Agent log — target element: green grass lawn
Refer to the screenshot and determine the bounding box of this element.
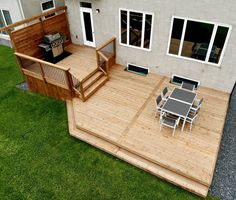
[0,45,218,200]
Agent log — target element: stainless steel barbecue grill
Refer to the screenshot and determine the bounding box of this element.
[38,32,64,61]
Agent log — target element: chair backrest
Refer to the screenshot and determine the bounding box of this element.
[188,112,198,121]
[181,82,195,91]
[198,98,203,106]
[162,115,179,127]
[196,98,203,112]
[162,87,168,96]
[156,95,162,106]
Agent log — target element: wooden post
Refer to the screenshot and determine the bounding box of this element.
[39,18,45,35]
[39,63,47,83]
[80,83,85,102]
[113,38,116,59]
[15,55,24,74]
[96,50,100,69]
[66,70,75,98]
[106,61,109,77]
[64,7,72,44]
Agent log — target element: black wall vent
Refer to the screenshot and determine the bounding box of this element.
[126,63,149,76]
[171,74,200,89]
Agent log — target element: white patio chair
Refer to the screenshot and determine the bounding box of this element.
[185,111,198,131]
[190,98,203,114]
[160,112,180,136]
[155,95,164,118]
[180,82,195,92]
[161,87,170,101]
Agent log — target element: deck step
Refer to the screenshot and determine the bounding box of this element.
[66,100,209,198]
[83,70,104,91]
[83,74,108,101]
[72,69,108,101]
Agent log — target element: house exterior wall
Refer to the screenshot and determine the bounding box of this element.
[0,0,24,47]
[67,0,235,92]
[20,0,65,19]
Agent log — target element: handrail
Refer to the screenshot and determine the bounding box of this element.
[97,51,109,61]
[15,51,77,99]
[95,37,116,75]
[0,6,67,32]
[99,66,107,76]
[14,52,70,71]
[96,37,116,51]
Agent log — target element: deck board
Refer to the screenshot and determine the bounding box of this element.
[71,64,229,194]
[67,100,209,197]
[57,44,97,80]
[62,45,229,196]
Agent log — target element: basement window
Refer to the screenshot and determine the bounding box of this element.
[119,9,154,51]
[126,63,150,76]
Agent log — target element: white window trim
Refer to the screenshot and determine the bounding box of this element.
[119,8,154,52]
[40,0,56,13]
[0,9,10,40]
[166,16,232,67]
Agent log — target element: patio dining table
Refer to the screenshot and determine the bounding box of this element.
[161,88,196,131]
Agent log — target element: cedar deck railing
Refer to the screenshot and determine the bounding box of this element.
[14,37,116,102]
[15,52,75,100]
[2,5,116,102]
[96,37,116,76]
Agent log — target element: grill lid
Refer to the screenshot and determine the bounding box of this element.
[44,32,61,43]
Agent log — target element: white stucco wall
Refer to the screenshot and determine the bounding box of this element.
[20,0,65,19]
[0,0,24,46]
[65,0,236,93]
[0,0,24,24]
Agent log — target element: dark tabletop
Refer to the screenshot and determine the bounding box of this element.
[170,88,196,104]
[162,98,191,117]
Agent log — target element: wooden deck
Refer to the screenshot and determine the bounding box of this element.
[22,44,111,82]
[67,64,229,197]
[58,44,98,81]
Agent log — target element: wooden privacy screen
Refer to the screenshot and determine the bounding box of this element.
[43,12,71,45]
[10,11,71,58]
[11,23,44,58]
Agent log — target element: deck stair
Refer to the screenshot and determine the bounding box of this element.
[73,68,109,101]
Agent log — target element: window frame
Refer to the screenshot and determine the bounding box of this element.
[119,8,154,51]
[0,9,11,39]
[40,0,56,13]
[167,16,232,67]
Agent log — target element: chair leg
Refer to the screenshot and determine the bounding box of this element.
[172,126,176,136]
[190,122,193,131]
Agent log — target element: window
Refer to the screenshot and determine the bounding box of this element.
[80,2,92,8]
[0,10,13,35]
[119,9,154,50]
[41,0,56,19]
[41,0,55,12]
[168,16,231,66]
